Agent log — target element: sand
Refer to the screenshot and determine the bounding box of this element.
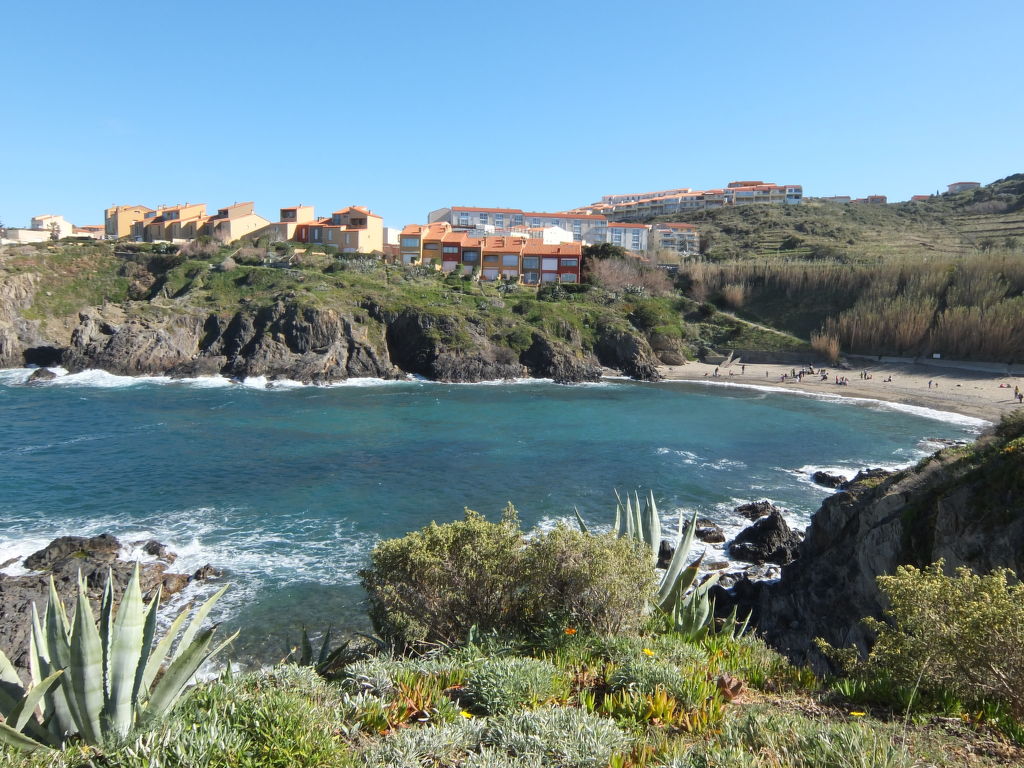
[655,360,1023,425]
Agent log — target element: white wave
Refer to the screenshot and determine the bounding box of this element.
[663,379,991,429]
[656,447,700,464]
[49,370,171,388]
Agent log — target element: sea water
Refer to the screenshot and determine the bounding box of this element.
[0,369,986,660]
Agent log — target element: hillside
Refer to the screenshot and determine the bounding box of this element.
[656,174,1024,261]
[0,240,806,383]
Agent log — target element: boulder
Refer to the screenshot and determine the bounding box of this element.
[811,470,847,488]
[25,368,57,385]
[696,519,726,544]
[734,500,780,521]
[729,510,803,565]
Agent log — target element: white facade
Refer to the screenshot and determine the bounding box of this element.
[29,214,73,239]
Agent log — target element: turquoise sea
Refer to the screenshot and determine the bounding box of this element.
[0,369,986,661]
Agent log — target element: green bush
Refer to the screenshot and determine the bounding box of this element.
[830,562,1024,718]
[360,508,655,647]
[463,657,569,714]
[607,655,716,710]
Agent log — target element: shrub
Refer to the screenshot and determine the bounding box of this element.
[362,718,486,767]
[463,657,569,714]
[483,707,631,768]
[833,562,1024,718]
[606,656,717,710]
[360,509,655,647]
[810,330,840,363]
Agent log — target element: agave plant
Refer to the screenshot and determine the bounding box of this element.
[0,565,236,752]
[577,490,720,634]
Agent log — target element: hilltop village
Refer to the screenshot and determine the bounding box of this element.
[0,181,813,285]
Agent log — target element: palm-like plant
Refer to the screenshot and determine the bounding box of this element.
[0,565,236,752]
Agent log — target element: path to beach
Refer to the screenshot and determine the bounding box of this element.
[657,360,1022,424]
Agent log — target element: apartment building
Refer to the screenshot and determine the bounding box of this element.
[400,221,582,284]
[104,205,153,238]
[578,181,802,220]
[293,206,383,253]
[204,202,270,244]
[947,181,981,194]
[650,222,699,255]
[133,203,209,242]
[30,214,73,239]
[607,222,649,251]
[428,206,609,245]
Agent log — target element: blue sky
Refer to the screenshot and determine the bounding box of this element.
[2,1,1021,230]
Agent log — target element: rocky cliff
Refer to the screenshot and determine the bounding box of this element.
[720,416,1024,671]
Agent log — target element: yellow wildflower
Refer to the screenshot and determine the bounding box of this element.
[642,648,656,657]
[850,711,866,717]
[460,711,473,719]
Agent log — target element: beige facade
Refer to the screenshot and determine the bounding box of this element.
[1,228,52,244]
[137,203,208,242]
[205,202,270,244]
[105,205,153,238]
[30,215,73,239]
[296,206,384,253]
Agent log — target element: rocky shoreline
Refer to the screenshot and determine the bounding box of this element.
[0,534,219,676]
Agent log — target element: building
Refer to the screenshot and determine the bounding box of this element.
[133,203,209,242]
[1,228,52,244]
[910,195,931,202]
[30,214,73,239]
[817,196,853,203]
[428,206,609,245]
[577,180,802,220]
[294,206,383,253]
[399,221,582,284]
[204,202,270,244]
[947,181,981,194]
[105,205,153,239]
[650,222,700,256]
[852,195,887,205]
[73,225,105,239]
[606,222,649,251]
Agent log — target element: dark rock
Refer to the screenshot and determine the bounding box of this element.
[657,540,674,569]
[593,326,662,381]
[840,468,891,489]
[696,519,726,544]
[812,470,847,488]
[190,564,222,582]
[140,539,176,563]
[520,333,602,383]
[729,510,803,565]
[734,500,780,520]
[23,534,121,571]
[25,368,57,385]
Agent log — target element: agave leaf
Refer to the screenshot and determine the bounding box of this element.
[612,489,624,536]
[106,563,146,737]
[623,494,635,539]
[98,570,115,700]
[656,510,700,608]
[131,585,160,706]
[141,601,192,696]
[644,490,661,561]
[0,648,22,689]
[172,584,229,663]
[29,606,46,690]
[42,583,81,741]
[299,629,313,667]
[144,627,223,721]
[69,574,105,746]
[0,720,51,753]
[9,670,62,734]
[573,507,589,534]
[316,627,334,667]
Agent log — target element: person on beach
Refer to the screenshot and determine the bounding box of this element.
[742,364,746,374]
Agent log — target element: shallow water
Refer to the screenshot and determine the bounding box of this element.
[0,369,985,660]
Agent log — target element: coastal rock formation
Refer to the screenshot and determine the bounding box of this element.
[0,535,218,674]
[0,273,46,368]
[811,470,847,488]
[520,333,602,384]
[728,509,802,565]
[593,325,662,381]
[695,519,726,544]
[716,423,1024,671]
[734,500,779,520]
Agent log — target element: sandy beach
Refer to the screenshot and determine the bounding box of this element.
[657,360,1023,424]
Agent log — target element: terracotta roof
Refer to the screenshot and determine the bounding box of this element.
[523,241,583,256]
[332,205,382,218]
[608,222,649,229]
[482,236,528,251]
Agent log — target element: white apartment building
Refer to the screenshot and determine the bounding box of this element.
[30,214,74,238]
[650,222,699,255]
[428,206,609,245]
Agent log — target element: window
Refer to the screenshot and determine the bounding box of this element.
[463,251,479,263]
[423,242,439,250]
[523,271,540,284]
[482,268,499,280]
[483,254,500,264]
[560,273,577,283]
[511,214,524,226]
[458,214,470,226]
[542,272,558,282]
[502,254,519,267]
[443,245,459,254]
[494,214,504,226]
[542,258,558,271]
[572,221,581,233]
[479,213,488,224]
[560,258,578,267]
[401,237,419,248]
[612,235,623,244]
[522,256,539,269]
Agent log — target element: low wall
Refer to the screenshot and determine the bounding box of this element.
[850,355,1024,376]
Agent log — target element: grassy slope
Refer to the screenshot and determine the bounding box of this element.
[652,173,1024,261]
[0,241,807,361]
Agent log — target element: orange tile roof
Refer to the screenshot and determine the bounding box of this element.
[333,205,382,218]
[608,222,649,229]
[523,242,583,256]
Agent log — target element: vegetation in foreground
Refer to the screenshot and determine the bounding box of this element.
[3,468,1024,767]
